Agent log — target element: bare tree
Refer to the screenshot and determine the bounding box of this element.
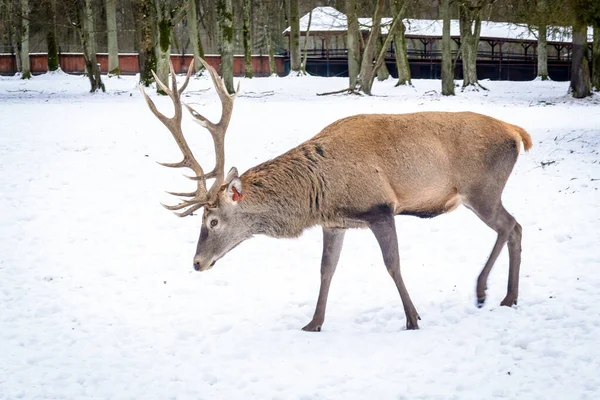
[536,0,549,80]
[300,3,313,75]
[357,0,385,94]
[106,0,119,76]
[570,22,591,98]
[592,23,600,91]
[43,0,60,72]
[19,0,30,79]
[458,0,489,90]
[392,0,411,86]
[217,0,235,93]
[376,35,390,81]
[187,0,206,75]
[242,0,253,78]
[441,0,455,95]
[73,0,104,91]
[346,0,360,88]
[289,0,301,73]
[134,0,156,86]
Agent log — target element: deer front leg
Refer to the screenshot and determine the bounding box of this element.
[302,228,346,332]
[369,215,420,330]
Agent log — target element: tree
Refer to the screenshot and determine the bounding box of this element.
[106,0,119,76]
[217,0,235,93]
[391,0,411,86]
[346,0,361,88]
[134,0,156,87]
[536,0,549,80]
[74,0,105,92]
[155,1,185,94]
[570,23,591,98]
[593,24,600,90]
[242,0,253,78]
[19,0,31,79]
[289,0,301,73]
[458,1,488,90]
[441,0,455,95]
[357,0,404,94]
[187,0,206,75]
[45,0,60,72]
[300,4,313,75]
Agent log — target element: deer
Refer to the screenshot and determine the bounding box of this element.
[140,58,532,332]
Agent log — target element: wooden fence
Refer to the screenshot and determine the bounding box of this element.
[0,53,285,77]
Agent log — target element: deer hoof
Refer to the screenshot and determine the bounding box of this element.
[477,297,486,308]
[500,297,518,307]
[301,322,322,332]
[406,314,420,330]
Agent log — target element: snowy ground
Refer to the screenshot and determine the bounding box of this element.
[1,72,599,400]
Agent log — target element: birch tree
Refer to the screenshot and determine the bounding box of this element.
[217,0,235,93]
[106,0,119,76]
[441,0,455,95]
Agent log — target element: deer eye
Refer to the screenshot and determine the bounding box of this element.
[210,219,218,228]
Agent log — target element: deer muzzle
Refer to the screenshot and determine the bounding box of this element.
[193,255,216,272]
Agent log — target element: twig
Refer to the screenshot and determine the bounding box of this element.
[317,87,362,96]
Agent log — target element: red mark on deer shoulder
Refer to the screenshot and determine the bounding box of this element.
[232,187,244,201]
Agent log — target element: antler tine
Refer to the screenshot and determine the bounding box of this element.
[183,57,241,201]
[140,59,212,217]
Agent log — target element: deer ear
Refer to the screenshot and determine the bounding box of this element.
[225,167,243,202]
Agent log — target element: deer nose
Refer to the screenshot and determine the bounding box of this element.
[193,255,215,271]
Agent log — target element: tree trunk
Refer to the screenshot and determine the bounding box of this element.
[346,0,360,88]
[217,0,235,93]
[358,0,385,95]
[19,0,30,79]
[536,0,548,80]
[45,0,59,72]
[265,24,277,76]
[155,1,172,94]
[106,0,119,76]
[570,23,591,98]
[592,24,600,91]
[136,0,156,87]
[392,0,411,86]
[376,35,390,81]
[300,5,313,75]
[289,0,301,73]
[187,0,205,74]
[78,0,104,92]
[459,3,482,90]
[441,0,454,95]
[242,0,253,78]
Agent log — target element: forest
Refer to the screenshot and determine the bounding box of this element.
[0,0,599,97]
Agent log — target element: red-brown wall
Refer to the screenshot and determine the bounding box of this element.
[0,53,286,77]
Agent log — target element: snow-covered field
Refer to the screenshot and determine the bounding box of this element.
[1,72,599,400]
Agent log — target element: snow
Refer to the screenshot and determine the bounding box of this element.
[284,6,594,43]
[1,72,600,399]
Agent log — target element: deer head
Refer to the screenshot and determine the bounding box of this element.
[140,58,246,271]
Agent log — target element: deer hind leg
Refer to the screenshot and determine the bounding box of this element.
[464,199,521,308]
[369,214,420,330]
[302,228,346,332]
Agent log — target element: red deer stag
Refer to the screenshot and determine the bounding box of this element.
[140,59,532,332]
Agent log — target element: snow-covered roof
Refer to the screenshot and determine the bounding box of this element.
[284,6,594,43]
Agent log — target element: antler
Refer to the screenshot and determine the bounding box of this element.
[139,58,239,217]
[184,58,241,199]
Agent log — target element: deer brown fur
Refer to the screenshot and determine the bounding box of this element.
[143,60,532,332]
